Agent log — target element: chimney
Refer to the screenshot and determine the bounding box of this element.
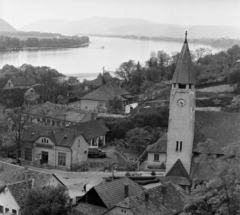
[124,183,129,198]
[25,167,29,184]
[144,190,149,202]
[162,185,166,205]
[31,178,35,189]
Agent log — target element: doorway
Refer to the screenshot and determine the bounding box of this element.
[41,151,48,164]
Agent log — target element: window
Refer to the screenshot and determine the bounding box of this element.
[92,138,97,146]
[78,140,80,147]
[0,205,3,213]
[85,106,88,110]
[180,141,182,151]
[5,208,9,213]
[154,154,160,161]
[179,84,186,89]
[98,102,103,108]
[12,209,17,214]
[176,141,183,152]
[58,152,66,166]
[25,148,32,161]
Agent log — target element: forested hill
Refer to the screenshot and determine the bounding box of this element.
[0,18,16,32]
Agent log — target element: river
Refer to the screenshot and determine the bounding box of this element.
[0,36,223,81]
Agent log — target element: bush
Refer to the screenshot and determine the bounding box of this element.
[151,170,156,176]
[125,172,131,176]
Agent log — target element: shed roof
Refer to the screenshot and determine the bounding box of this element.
[115,182,186,215]
[0,161,59,188]
[69,120,109,140]
[81,81,130,102]
[92,177,143,209]
[75,202,107,215]
[10,76,36,87]
[172,33,196,84]
[6,180,33,207]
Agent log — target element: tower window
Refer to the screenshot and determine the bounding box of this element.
[179,84,186,89]
[176,141,183,151]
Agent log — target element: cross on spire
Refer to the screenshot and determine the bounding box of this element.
[184,31,188,43]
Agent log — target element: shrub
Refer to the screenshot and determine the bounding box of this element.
[151,170,156,176]
[125,172,131,176]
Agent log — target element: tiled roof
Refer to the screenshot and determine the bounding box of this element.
[10,76,36,87]
[7,180,32,207]
[115,182,186,215]
[22,124,83,147]
[69,120,109,140]
[75,202,107,215]
[81,81,130,102]
[0,161,54,188]
[93,177,143,209]
[172,37,196,84]
[146,135,167,153]
[25,102,90,123]
[194,111,240,154]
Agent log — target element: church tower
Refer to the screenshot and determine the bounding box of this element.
[166,32,196,175]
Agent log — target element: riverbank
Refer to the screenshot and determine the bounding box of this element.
[0,42,90,52]
[79,34,237,49]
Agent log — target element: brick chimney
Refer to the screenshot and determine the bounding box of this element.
[144,190,149,202]
[25,167,29,184]
[124,183,129,198]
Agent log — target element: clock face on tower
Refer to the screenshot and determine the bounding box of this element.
[177,99,185,107]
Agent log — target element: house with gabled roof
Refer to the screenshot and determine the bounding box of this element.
[80,81,133,113]
[20,124,89,170]
[0,161,65,215]
[23,102,92,127]
[76,178,143,215]
[3,76,36,89]
[104,181,186,215]
[69,120,109,148]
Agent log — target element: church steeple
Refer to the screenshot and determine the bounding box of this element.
[172,31,196,85]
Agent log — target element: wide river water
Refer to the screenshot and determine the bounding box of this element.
[0,36,223,81]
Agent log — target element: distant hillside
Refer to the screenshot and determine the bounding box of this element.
[20,17,240,39]
[20,19,71,33]
[0,18,16,32]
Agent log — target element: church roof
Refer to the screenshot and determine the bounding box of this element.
[165,159,190,186]
[193,111,240,154]
[172,32,196,84]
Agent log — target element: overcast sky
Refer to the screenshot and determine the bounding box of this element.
[0,0,240,29]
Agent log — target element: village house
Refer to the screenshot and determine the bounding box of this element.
[23,102,92,127]
[24,85,48,105]
[0,161,65,215]
[80,81,133,113]
[21,124,89,170]
[69,120,109,148]
[3,76,36,89]
[104,181,186,215]
[75,178,143,215]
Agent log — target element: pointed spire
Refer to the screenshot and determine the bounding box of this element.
[184,31,188,43]
[172,32,196,84]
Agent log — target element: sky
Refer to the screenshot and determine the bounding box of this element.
[0,0,240,29]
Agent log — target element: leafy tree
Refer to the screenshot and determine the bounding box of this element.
[0,109,28,158]
[115,60,136,84]
[228,67,240,85]
[185,139,240,215]
[126,127,151,155]
[106,96,123,113]
[23,186,72,215]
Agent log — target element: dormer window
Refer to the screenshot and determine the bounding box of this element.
[179,84,186,89]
